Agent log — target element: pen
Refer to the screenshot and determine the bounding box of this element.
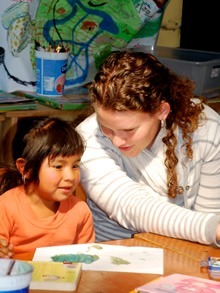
[6,260,15,275]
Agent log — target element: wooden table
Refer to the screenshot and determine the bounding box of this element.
[134,232,220,261]
[13,233,219,293]
[0,103,83,163]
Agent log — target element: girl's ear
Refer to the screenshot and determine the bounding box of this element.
[158,101,170,120]
[15,158,26,175]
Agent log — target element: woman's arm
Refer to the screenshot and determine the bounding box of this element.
[77,116,220,246]
[192,109,220,214]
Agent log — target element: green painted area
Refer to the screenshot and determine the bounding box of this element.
[52,254,99,264]
[111,256,130,265]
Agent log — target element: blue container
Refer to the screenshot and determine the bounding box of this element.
[35,50,69,96]
[0,260,33,292]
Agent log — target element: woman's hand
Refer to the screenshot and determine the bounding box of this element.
[0,239,13,258]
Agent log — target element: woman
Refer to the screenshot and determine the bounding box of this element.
[76,50,220,246]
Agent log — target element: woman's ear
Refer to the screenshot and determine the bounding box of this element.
[15,158,26,175]
[158,101,170,120]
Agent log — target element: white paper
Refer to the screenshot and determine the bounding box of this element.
[33,243,163,274]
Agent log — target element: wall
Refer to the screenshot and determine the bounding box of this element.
[180,0,220,52]
[157,0,183,48]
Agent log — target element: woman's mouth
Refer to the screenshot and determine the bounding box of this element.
[118,146,132,152]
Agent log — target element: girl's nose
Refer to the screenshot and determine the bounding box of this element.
[64,168,80,182]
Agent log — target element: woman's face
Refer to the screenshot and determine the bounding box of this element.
[96,106,163,157]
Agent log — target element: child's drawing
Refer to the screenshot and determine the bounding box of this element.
[33,243,163,274]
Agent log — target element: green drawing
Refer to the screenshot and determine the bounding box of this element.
[51,254,99,264]
[88,244,103,250]
[111,256,130,265]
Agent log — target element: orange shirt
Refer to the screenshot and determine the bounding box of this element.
[0,186,95,254]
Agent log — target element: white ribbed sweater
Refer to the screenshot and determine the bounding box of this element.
[77,104,220,246]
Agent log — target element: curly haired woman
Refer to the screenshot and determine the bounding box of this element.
[76,50,220,246]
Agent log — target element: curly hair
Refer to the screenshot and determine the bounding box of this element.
[89,50,206,198]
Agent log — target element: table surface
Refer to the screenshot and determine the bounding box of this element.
[3,103,83,118]
[0,98,218,117]
[13,233,219,293]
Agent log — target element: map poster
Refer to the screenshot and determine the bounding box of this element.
[0,0,168,92]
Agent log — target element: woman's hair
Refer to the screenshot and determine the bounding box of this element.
[0,117,85,194]
[89,50,206,198]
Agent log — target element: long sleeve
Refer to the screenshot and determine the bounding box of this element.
[77,108,220,246]
[0,187,95,254]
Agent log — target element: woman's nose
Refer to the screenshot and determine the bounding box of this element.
[111,134,126,147]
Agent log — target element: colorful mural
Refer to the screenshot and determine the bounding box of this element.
[0,0,168,92]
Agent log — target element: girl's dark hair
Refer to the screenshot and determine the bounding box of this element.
[0,117,85,194]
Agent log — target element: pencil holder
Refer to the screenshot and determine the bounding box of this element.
[35,50,69,96]
[0,259,33,293]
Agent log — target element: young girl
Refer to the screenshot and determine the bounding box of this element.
[0,117,95,258]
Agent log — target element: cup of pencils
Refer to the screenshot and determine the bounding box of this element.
[0,259,33,292]
[35,43,69,96]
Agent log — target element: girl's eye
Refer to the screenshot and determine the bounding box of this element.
[73,164,80,169]
[54,165,62,169]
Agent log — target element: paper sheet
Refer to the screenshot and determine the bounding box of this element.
[33,243,163,274]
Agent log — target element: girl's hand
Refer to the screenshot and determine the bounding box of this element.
[0,239,14,258]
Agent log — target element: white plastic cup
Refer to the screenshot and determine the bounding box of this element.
[35,50,69,96]
[0,259,33,293]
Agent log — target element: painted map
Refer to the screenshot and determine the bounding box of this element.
[34,0,165,87]
[0,0,167,91]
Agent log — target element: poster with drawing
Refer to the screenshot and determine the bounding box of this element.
[0,0,39,92]
[0,0,168,92]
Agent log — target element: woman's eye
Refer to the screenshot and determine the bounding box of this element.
[125,128,135,132]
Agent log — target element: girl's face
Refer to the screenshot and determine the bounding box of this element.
[35,154,81,201]
[97,106,165,157]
